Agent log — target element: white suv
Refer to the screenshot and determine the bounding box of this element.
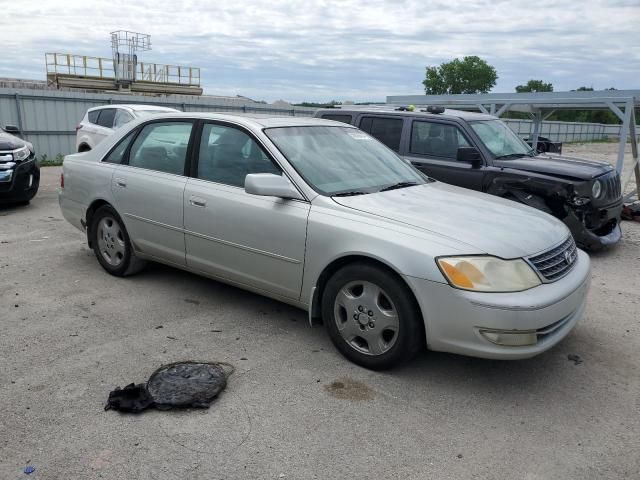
[75,104,178,152]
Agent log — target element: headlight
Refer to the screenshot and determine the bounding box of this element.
[437,256,541,292]
[13,146,31,162]
[591,180,602,199]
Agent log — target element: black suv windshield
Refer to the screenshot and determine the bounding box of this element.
[265,126,426,196]
[470,120,534,158]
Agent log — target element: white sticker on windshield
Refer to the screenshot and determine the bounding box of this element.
[347,131,371,140]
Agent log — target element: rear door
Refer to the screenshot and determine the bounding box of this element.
[183,121,309,299]
[110,120,194,265]
[404,119,486,190]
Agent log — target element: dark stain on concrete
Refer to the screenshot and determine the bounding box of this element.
[325,377,374,401]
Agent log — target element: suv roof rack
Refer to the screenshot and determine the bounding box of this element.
[421,106,445,114]
[328,104,449,114]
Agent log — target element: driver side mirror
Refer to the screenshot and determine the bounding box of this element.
[4,125,21,136]
[457,146,482,167]
[245,173,304,200]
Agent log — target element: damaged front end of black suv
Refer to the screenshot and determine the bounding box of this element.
[0,126,39,204]
[489,154,622,251]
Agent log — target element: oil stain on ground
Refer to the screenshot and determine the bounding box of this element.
[325,377,374,401]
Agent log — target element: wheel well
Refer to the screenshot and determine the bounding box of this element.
[85,199,111,247]
[311,255,424,331]
[78,143,91,152]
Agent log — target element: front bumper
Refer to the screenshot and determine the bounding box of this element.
[0,158,40,202]
[566,201,623,251]
[405,249,591,360]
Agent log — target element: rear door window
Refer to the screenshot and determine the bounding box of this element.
[96,109,116,129]
[358,116,403,151]
[321,114,353,125]
[128,122,193,175]
[410,121,470,158]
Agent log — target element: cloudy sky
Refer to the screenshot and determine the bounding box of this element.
[1,0,639,102]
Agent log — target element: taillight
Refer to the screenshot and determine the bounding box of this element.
[75,124,82,132]
[60,173,64,189]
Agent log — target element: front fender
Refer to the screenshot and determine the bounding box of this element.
[300,203,473,307]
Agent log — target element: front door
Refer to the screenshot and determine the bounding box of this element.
[404,120,486,191]
[111,120,194,266]
[184,122,309,300]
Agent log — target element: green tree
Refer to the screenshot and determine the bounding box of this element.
[515,79,553,93]
[422,56,497,95]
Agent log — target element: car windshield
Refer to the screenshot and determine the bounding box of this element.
[265,126,426,196]
[469,120,534,158]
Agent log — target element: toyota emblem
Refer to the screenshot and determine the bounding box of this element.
[564,250,572,264]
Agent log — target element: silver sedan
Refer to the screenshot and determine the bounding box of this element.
[59,113,590,369]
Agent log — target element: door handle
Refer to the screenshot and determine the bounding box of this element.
[115,178,127,188]
[189,196,206,207]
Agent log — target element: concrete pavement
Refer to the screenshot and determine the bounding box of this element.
[1,166,638,479]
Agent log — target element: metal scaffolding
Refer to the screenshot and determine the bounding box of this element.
[387,90,640,202]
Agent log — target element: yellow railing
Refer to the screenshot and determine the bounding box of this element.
[137,62,200,86]
[46,53,115,79]
[45,53,200,86]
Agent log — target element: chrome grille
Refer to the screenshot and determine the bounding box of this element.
[600,171,621,204]
[528,236,577,282]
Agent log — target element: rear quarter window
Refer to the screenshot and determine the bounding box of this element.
[87,110,100,124]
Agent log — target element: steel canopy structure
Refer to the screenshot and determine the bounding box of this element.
[387,91,640,202]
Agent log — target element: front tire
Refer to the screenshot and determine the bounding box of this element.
[321,263,424,370]
[91,205,145,277]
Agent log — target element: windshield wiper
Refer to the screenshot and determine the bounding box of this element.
[378,181,419,192]
[497,148,537,160]
[332,190,368,197]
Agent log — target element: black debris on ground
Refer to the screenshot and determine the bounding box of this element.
[105,361,234,413]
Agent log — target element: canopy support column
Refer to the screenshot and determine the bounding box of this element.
[614,100,632,174]
[626,104,639,202]
[530,111,542,152]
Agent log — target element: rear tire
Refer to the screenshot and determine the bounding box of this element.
[90,205,146,277]
[321,262,424,370]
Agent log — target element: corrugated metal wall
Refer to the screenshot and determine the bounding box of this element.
[0,88,315,159]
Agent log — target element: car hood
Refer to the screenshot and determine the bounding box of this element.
[494,154,613,181]
[0,130,28,150]
[332,182,569,259]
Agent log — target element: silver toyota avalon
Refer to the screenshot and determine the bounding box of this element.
[59,113,591,369]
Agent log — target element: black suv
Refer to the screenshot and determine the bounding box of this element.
[0,125,39,204]
[315,108,622,251]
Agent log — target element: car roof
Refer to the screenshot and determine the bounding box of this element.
[317,107,496,121]
[87,104,179,112]
[125,112,358,129]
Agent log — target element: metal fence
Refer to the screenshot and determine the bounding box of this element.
[0,88,315,159]
[503,119,624,142]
